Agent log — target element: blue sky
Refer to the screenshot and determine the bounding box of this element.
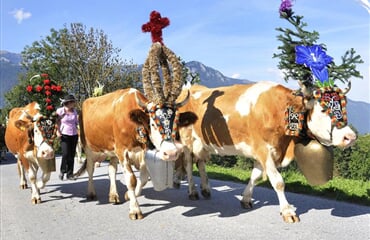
[1,0,369,103]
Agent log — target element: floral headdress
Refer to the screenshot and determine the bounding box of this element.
[277,0,363,132]
[26,73,64,117]
[275,0,363,89]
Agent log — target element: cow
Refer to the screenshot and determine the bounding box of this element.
[5,102,58,204]
[75,87,197,220]
[176,81,357,223]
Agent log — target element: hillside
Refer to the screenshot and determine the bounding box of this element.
[1,51,369,134]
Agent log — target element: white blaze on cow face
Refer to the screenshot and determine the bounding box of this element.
[33,116,55,160]
[307,101,356,148]
[147,102,183,161]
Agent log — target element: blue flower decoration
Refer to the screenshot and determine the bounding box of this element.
[295,45,333,84]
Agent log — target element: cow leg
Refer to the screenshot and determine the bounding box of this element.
[17,159,28,189]
[241,161,263,209]
[36,171,51,189]
[28,163,41,204]
[108,157,120,204]
[86,157,97,200]
[122,152,143,220]
[196,158,211,199]
[265,157,300,223]
[135,162,149,197]
[184,152,199,200]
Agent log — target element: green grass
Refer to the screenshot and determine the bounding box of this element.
[193,164,370,206]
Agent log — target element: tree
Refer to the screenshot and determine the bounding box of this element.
[17,23,141,107]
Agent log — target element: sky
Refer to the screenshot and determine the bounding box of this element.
[1,0,369,103]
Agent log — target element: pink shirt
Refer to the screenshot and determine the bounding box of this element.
[56,107,78,136]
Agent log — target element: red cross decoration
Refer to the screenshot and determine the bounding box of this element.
[142,10,170,45]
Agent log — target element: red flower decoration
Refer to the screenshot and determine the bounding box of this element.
[142,10,170,45]
[26,73,65,117]
[36,85,43,92]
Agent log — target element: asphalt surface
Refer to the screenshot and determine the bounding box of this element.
[1,153,369,240]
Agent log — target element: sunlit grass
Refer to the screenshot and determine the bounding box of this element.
[193,164,370,206]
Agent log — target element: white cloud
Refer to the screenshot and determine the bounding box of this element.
[357,0,370,13]
[231,73,241,79]
[10,9,32,24]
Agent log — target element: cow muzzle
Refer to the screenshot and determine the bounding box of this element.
[157,140,183,161]
[37,142,55,160]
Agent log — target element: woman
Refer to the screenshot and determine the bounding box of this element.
[56,94,79,181]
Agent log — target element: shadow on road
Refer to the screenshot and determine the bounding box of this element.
[2,151,369,220]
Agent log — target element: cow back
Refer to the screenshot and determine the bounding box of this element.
[81,88,144,157]
[179,82,304,163]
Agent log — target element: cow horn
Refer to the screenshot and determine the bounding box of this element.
[175,90,190,108]
[135,92,147,109]
[342,80,351,95]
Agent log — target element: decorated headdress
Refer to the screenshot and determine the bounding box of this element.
[275,0,363,132]
[26,73,64,118]
[141,10,183,106]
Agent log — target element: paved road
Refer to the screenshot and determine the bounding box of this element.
[1,153,369,240]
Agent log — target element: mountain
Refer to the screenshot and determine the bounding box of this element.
[1,51,369,134]
[0,51,25,107]
[186,61,252,87]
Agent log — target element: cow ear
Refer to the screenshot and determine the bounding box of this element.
[14,120,30,131]
[129,109,149,125]
[178,111,198,127]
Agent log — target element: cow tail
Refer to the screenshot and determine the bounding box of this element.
[74,110,87,178]
[73,158,87,178]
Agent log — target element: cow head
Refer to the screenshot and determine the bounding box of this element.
[128,42,198,161]
[15,111,57,160]
[300,81,356,148]
[130,91,197,161]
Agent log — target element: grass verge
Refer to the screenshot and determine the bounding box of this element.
[193,164,370,206]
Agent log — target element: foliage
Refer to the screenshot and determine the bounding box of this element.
[273,0,363,87]
[17,23,141,109]
[179,57,201,85]
[334,134,370,181]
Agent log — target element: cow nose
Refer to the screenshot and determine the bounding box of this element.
[343,132,357,148]
[41,150,55,159]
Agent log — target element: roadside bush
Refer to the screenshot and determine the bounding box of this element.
[334,134,370,181]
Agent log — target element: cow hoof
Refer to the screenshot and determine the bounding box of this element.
[32,198,41,204]
[129,212,144,220]
[109,195,120,204]
[20,184,28,189]
[201,189,211,199]
[240,200,253,209]
[188,191,199,200]
[282,214,300,223]
[173,182,181,189]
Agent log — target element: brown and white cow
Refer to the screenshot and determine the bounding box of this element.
[75,87,197,220]
[176,81,356,223]
[5,102,58,204]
